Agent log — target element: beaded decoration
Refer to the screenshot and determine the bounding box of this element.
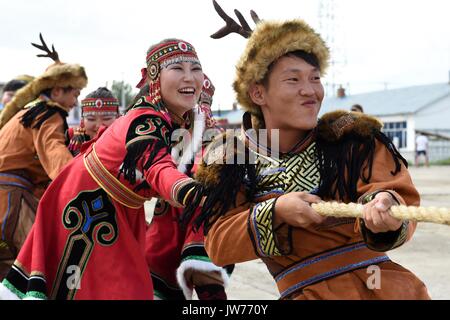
[81,97,120,116]
[199,74,217,129]
[136,40,201,110]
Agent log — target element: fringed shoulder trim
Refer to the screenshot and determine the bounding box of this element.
[315,110,407,202]
[317,110,383,142]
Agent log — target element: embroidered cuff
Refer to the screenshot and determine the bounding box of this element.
[358,189,400,205]
[173,178,197,206]
[248,198,290,257]
[360,220,409,252]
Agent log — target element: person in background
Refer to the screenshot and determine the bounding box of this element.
[0,75,34,112]
[67,87,120,156]
[415,133,429,167]
[351,104,364,113]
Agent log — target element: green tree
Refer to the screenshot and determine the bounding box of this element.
[110,80,136,113]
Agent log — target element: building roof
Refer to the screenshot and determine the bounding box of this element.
[320,83,450,116]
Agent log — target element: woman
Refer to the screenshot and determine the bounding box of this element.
[145,75,233,300]
[0,38,206,300]
[67,87,120,156]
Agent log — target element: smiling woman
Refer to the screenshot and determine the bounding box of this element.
[160,61,204,118]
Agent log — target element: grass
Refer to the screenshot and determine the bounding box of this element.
[432,158,450,165]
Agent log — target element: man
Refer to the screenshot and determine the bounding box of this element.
[415,133,429,167]
[351,104,364,113]
[0,35,87,279]
[191,7,429,300]
[0,76,34,112]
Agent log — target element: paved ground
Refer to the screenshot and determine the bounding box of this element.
[224,165,450,299]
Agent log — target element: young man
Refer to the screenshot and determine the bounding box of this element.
[0,35,87,279]
[193,16,430,299]
[0,75,34,112]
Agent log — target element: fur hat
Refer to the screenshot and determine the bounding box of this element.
[0,34,88,128]
[0,63,87,128]
[233,19,330,123]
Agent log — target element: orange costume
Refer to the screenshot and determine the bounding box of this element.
[0,34,87,279]
[192,10,430,300]
[200,111,430,299]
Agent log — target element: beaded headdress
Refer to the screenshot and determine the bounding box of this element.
[136,39,201,109]
[81,97,120,116]
[199,74,217,129]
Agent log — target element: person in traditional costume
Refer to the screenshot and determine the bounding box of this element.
[0,37,209,300]
[0,75,34,112]
[191,2,430,300]
[0,34,87,280]
[145,74,233,300]
[67,87,120,156]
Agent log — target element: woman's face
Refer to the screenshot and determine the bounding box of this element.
[159,61,204,116]
[83,113,118,137]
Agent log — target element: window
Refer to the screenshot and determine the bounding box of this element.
[382,121,407,149]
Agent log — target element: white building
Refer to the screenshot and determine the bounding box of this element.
[321,82,450,162]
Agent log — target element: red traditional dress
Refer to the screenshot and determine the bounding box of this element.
[145,80,232,299]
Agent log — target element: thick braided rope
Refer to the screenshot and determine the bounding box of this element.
[311,202,450,226]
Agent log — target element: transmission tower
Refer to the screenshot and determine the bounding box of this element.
[318,0,348,96]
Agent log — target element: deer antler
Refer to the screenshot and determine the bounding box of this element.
[31,33,60,63]
[210,0,260,39]
[250,10,261,24]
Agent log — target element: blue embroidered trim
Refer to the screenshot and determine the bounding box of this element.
[1,192,12,240]
[280,255,390,299]
[276,242,367,281]
[0,181,32,191]
[254,189,284,199]
[0,173,32,185]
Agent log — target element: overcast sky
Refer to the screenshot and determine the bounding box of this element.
[1,0,449,110]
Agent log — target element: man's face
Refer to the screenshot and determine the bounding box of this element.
[1,91,16,105]
[251,55,324,132]
[52,87,81,110]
